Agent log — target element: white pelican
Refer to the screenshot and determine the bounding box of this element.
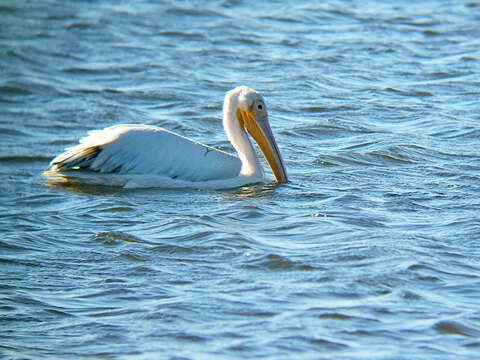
[45,86,288,189]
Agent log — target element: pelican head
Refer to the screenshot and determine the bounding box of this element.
[231,86,288,184]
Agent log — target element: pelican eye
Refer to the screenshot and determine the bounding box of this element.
[257,104,263,110]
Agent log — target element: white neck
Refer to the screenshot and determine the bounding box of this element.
[223,89,264,179]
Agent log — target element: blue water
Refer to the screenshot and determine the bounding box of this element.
[1,1,480,359]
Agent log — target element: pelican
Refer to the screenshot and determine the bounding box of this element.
[45,86,288,189]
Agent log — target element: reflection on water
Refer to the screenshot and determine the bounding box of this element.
[227,183,279,199]
[1,0,480,359]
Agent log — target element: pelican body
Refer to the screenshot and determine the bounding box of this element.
[45,86,288,189]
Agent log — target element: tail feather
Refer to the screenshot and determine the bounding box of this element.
[50,145,102,171]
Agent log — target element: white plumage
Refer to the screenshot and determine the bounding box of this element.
[45,86,287,189]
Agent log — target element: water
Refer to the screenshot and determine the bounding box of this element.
[1,0,480,358]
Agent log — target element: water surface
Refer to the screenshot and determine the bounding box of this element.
[1,0,480,359]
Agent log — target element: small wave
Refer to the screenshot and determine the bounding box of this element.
[97,206,134,213]
[368,150,416,164]
[0,128,29,137]
[318,142,430,167]
[0,256,42,267]
[434,128,480,140]
[316,154,371,167]
[302,104,359,113]
[0,239,37,252]
[434,320,479,337]
[246,253,316,271]
[385,87,433,97]
[260,15,303,24]
[91,231,150,245]
[77,288,134,300]
[293,123,374,142]
[231,37,262,45]
[0,4,19,14]
[423,29,441,36]
[465,341,480,348]
[171,332,209,343]
[318,312,353,320]
[0,84,33,96]
[120,252,148,262]
[164,7,226,18]
[45,13,76,21]
[151,243,196,255]
[62,66,108,75]
[0,155,51,163]
[308,338,349,350]
[66,22,94,30]
[45,308,76,318]
[2,49,42,65]
[275,334,349,351]
[159,30,205,40]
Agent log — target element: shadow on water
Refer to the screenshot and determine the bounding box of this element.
[44,169,287,198]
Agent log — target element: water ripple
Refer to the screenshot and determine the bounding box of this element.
[1,0,480,359]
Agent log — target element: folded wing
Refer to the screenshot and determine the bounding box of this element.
[50,124,241,182]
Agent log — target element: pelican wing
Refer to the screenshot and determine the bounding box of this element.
[50,124,241,182]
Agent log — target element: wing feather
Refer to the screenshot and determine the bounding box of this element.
[50,124,241,182]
